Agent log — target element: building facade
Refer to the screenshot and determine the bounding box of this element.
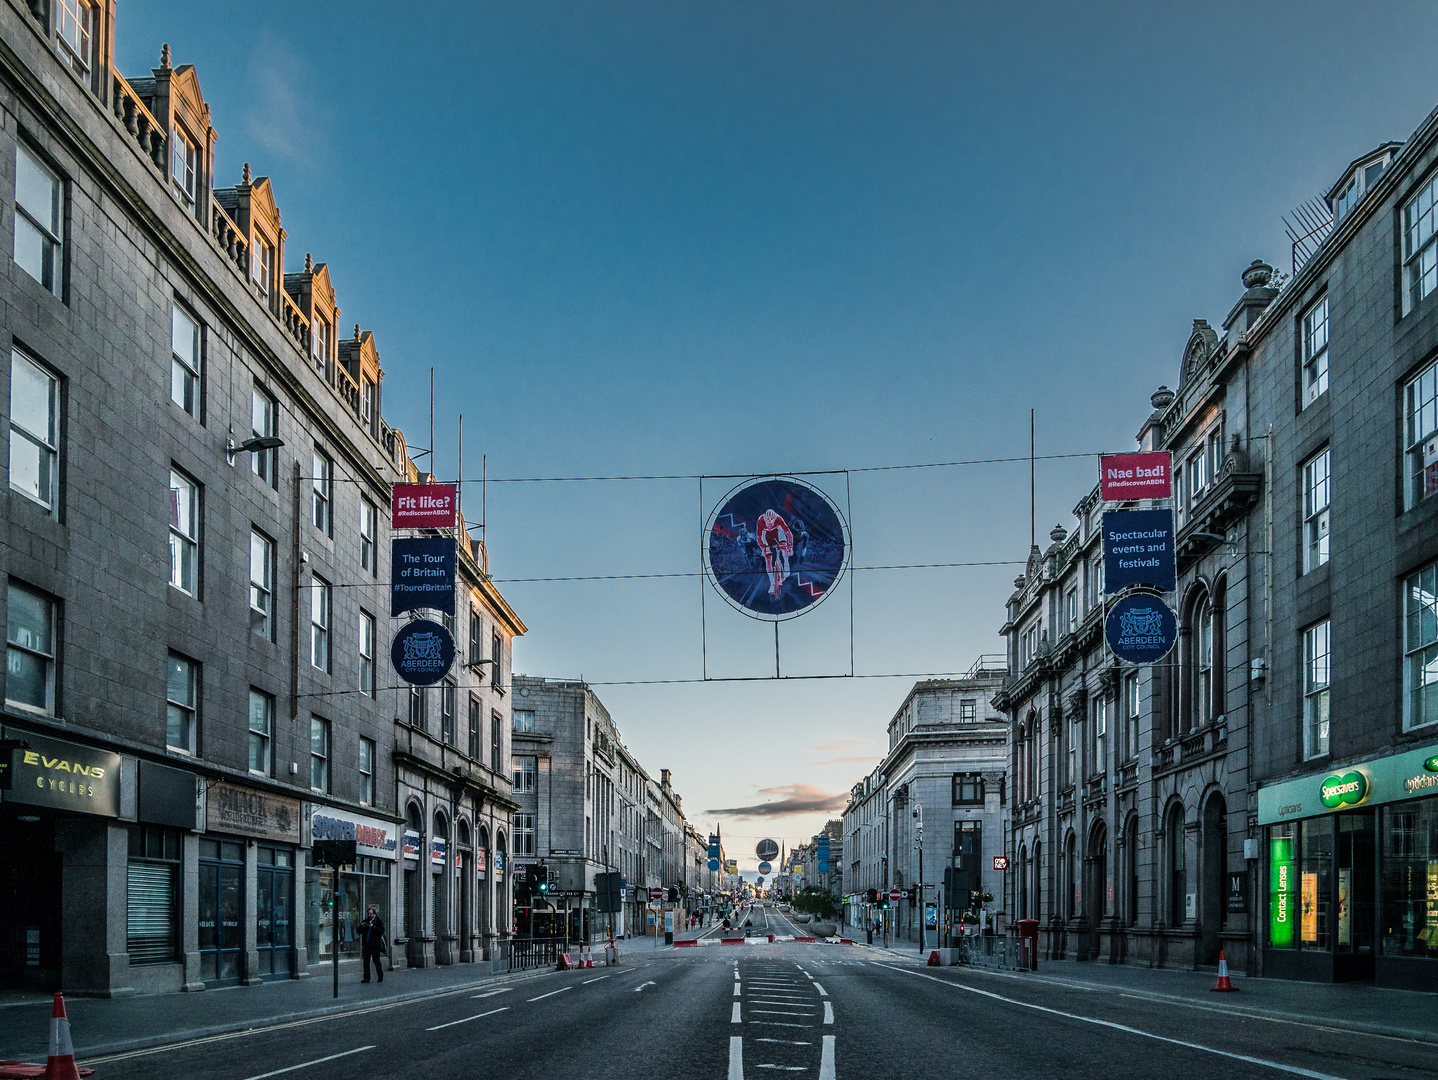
[0,0,523,994]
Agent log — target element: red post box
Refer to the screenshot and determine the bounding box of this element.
[1016,918,1039,971]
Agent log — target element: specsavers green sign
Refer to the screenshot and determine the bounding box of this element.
[1268,836,1296,948]
[1257,742,1438,825]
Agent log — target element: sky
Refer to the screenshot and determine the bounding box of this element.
[119,1,1438,869]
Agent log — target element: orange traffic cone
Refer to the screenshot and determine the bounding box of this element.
[927,950,941,967]
[1210,950,1238,992]
[43,993,81,1080]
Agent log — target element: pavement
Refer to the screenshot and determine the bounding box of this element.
[6,903,1438,1079]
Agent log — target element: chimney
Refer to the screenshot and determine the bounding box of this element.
[661,769,671,788]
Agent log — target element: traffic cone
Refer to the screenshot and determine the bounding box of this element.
[927,950,941,967]
[583,947,594,969]
[1210,950,1238,992]
[43,993,81,1080]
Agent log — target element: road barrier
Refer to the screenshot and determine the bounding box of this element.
[504,936,565,973]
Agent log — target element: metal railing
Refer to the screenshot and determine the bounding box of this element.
[956,934,1024,970]
[503,936,565,973]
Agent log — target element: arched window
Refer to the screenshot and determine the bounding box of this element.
[1031,841,1042,920]
[1194,591,1213,728]
[1212,577,1227,721]
[1088,820,1108,919]
[1064,831,1078,920]
[1168,804,1187,926]
[1124,812,1140,927]
[1017,844,1030,919]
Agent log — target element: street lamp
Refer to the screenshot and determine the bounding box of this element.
[913,804,925,955]
[226,431,284,466]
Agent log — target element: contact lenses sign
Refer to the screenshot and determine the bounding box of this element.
[1269,836,1297,949]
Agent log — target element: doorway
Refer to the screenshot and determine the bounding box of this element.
[199,838,245,985]
[1201,795,1226,964]
[1085,821,1108,959]
[256,845,293,979]
[0,814,59,989]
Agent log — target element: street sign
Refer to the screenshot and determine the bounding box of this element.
[992,855,1010,871]
[392,483,457,529]
[649,887,665,904]
[757,861,772,875]
[756,838,779,861]
[1099,451,1172,501]
[889,888,902,902]
[1105,593,1178,665]
[391,537,457,616]
[391,619,456,685]
[1102,509,1175,594]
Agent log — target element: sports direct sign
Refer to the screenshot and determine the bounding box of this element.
[392,483,457,529]
[1100,452,1172,501]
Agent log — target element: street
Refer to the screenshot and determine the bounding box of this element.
[54,905,1438,1080]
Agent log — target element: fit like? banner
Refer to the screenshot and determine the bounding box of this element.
[392,483,457,529]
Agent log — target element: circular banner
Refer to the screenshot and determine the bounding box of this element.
[756,838,780,861]
[706,477,848,620]
[818,860,830,873]
[391,619,456,686]
[708,858,721,872]
[758,861,772,875]
[1104,594,1177,665]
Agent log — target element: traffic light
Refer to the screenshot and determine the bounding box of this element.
[880,894,890,911]
[865,888,878,904]
[667,886,680,904]
[536,863,551,894]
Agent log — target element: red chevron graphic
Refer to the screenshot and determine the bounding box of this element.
[796,577,826,599]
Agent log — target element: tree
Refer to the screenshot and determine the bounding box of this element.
[791,887,840,921]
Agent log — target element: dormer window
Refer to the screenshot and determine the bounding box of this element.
[171,127,197,203]
[55,0,93,72]
[311,314,330,375]
[251,237,272,299]
[361,376,375,427]
[1330,149,1394,226]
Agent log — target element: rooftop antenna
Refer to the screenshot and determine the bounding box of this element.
[1029,408,1036,550]
[457,413,463,521]
[1284,196,1333,276]
[428,368,434,481]
[481,454,487,544]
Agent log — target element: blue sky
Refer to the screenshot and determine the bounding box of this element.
[119,1,1438,865]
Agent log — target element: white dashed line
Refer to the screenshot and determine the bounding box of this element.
[582,975,611,985]
[732,1002,743,1023]
[426,1007,509,1032]
[823,1002,834,1025]
[528,988,571,1002]
[242,1047,375,1080]
[819,1035,836,1080]
[813,983,827,997]
[729,1036,744,1080]
[471,988,513,998]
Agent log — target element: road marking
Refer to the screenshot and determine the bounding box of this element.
[822,1002,834,1025]
[528,987,572,1002]
[582,975,611,985]
[754,1066,806,1071]
[820,1036,836,1080]
[472,988,513,998]
[755,1039,812,1045]
[426,1007,509,1032]
[813,983,827,997]
[752,1009,815,1016]
[734,983,742,996]
[750,999,816,1006]
[634,980,657,992]
[242,1046,375,1079]
[749,1021,812,1028]
[732,1002,743,1023]
[879,966,1348,1080]
[729,1036,744,1080]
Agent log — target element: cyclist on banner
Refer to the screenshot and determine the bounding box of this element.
[756,509,794,599]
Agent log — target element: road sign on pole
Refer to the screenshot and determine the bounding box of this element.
[649,887,665,904]
[889,888,902,903]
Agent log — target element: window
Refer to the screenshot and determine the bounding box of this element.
[9,349,58,510]
[514,813,536,857]
[359,737,375,806]
[468,697,481,759]
[954,820,981,871]
[1302,448,1331,573]
[310,717,329,792]
[513,756,537,794]
[1174,466,1185,525]
[310,577,330,671]
[491,633,502,687]
[250,386,277,485]
[14,145,62,297]
[1066,716,1077,786]
[127,825,180,965]
[441,680,456,746]
[249,530,273,638]
[1094,696,1108,773]
[6,580,55,713]
[1188,447,1208,505]
[166,653,197,754]
[1302,297,1329,405]
[56,0,94,69]
[491,710,502,772]
[1404,560,1438,730]
[952,772,984,805]
[360,498,377,574]
[361,377,375,428]
[408,686,426,730]
[168,469,199,595]
[513,709,535,733]
[1303,619,1331,759]
[1194,594,1213,725]
[959,698,976,722]
[1403,174,1438,315]
[252,237,273,300]
[170,127,196,202]
[249,689,273,775]
[1125,673,1140,760]
[1066,588,1078,634]
[311,315,329,375]
[311,450,331,534]
[359,610,375,695]
[169,305,201,417]
[1404,359,1438,510]
[468,608,482,668]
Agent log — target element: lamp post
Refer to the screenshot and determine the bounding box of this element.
[913,803,925,955]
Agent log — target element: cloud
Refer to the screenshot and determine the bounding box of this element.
[707,783,851,818]
[244,31,325,168]
[807,735,880,767]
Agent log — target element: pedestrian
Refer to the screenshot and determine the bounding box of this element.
[358,905,386,983]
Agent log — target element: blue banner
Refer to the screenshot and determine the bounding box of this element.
[1105,594,1178,665]
[392,537,456,616]
[391,619,456,686]
[1102,509,1175,594]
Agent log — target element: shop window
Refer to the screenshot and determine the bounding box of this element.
[6,579,56,713]
[1381,799,1438,959]
[9,348,59,511]
[127,825,180,964]
[1301,818,1333,950]
[1404,559,1438,730]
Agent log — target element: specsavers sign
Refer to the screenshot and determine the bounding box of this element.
[1257,742,1438,825]
[2,730,121,818]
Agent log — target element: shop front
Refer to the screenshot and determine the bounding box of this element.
[1258,742,1438,989]
[305,807,399,968]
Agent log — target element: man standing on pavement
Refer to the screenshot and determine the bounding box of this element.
[359,906,386,983]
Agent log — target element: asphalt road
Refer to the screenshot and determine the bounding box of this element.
[75,904,1438,1080]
